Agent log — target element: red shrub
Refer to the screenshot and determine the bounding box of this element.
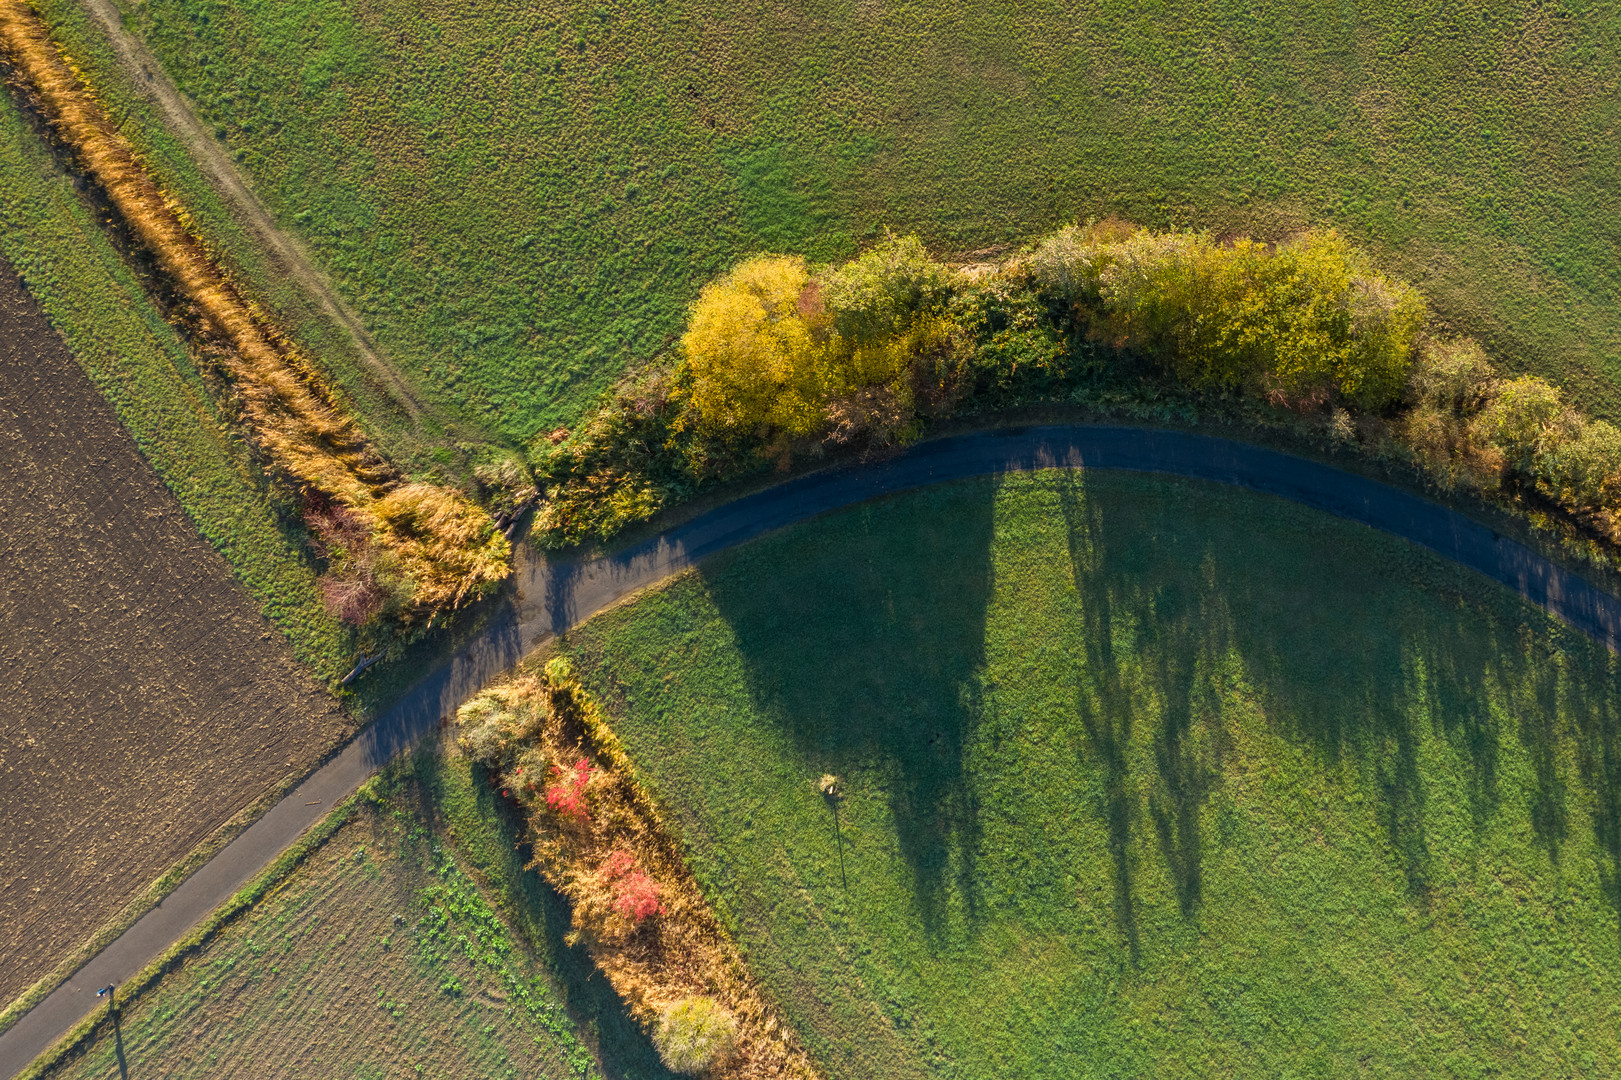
[545,758,594,821]
[600,848,665,922]
[318,572,387,625]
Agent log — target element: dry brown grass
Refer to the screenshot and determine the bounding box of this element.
[0,0,507,619]
[457,661,822,1080]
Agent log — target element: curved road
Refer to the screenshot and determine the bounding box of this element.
[6,424,1621,1075]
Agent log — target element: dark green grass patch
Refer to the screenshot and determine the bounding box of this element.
[561,471,1621,1079]
[96,0,1621,444]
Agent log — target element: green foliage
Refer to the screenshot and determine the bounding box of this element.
[533,365,767,545]
[1407,338,1498,416]
[653,996,738,1075]
[1095,229,1421,406]
[1535,418,1621,511]
[819,234,952,347]
[562,470,1621,1080]
[1471,375,1571,475]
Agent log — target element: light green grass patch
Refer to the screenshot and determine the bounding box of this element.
[561,470,1621,1079]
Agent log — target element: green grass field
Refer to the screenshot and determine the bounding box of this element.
[65,0,1621,448]
[559,470,1621,1079]
[41,742,686,1080]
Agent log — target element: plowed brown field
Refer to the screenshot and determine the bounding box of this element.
[0,261,349,1007]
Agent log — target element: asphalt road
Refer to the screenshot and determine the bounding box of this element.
[6,424,1621,1077]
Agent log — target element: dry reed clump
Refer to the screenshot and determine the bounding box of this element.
[455,660,821,1080]
[0,0,507,621]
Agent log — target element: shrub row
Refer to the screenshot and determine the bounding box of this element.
[455,660,820,1079]
[0,0,510,631]
[535,222,1621,554]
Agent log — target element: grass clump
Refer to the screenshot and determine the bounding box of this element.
[453,662,821,1079]
[655,996,740,1075]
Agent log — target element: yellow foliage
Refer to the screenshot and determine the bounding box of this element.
[369,484,511,615]
[681,256,827,436]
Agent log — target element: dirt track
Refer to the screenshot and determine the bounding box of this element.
[71,0,431,431]
[0,262,349,1006]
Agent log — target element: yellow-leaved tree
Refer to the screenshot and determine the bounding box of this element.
[680,256,826,436]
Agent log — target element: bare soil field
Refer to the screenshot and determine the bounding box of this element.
[0,261,349,1007]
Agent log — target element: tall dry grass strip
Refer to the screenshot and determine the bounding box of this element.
[0,0,508,616]
[458,661,823,1080]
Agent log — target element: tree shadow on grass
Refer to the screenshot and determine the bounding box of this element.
[1052,471,1621,936]
[1055,472,1230,953]
[401,744,678,1080]
[700,483,998,940]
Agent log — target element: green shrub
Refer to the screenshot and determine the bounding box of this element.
[1343,272,1427,406]
[1021,219,1134,308]
[1536,418,1621,510]
[819,233,952,346]
[653,996,739,1075]
[1408,339,1498,416]
[1471,375,1573,476]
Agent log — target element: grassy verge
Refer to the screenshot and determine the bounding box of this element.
[0,82,354,682]
[101,0,1621,446]
[560,469,1621,1079]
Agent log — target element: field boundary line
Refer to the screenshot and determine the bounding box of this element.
[7,423,1621,1077]
[73,0,431,428]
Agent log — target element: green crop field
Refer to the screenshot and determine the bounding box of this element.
[559,470,1621,1079]
[54,0,1620,452]
[41,744,684,1080]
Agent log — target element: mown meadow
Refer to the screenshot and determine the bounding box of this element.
[560,470,1621,1079]
[53,0,1621,454]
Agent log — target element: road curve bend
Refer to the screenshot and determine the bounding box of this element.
[6,424,1621,1076]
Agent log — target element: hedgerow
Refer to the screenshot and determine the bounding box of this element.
[536,222,1621,558]
[453,662,820,1080]
[0,2,510,636]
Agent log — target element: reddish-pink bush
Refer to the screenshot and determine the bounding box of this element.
[305,498,391,625]
[546,758,594,821]
[600,848,665,922]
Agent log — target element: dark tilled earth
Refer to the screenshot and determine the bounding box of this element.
[0,263,349,1006]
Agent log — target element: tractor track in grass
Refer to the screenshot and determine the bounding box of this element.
[72,0,433,432]
[8,423,1621,1077]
